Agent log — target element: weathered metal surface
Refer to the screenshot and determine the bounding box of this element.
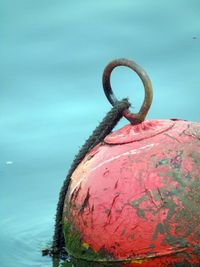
[102,58,153,125]
[104,120,175,144]
[63,119,200,266]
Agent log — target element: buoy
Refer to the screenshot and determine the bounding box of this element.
[62,59,200,266]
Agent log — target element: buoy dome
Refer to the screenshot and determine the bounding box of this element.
[63,119,200,266]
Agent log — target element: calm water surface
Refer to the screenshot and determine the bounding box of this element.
[1,1,200,266]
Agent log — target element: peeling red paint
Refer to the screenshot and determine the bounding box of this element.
[63,119,200,266]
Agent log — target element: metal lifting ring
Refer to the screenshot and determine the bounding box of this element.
[102,58,153,124]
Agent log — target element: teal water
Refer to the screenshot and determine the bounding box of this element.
[1,1,200,266]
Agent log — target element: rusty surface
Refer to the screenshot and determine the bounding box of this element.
[63,119,200,266]
[102,58,153,125]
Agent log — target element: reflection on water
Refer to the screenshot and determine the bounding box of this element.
[0,221,52,267]
[1,0,200,266]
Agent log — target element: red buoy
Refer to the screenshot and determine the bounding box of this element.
[62,59,200,266]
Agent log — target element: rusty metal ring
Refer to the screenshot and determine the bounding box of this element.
[102,58,153,124]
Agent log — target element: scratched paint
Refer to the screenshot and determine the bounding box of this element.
[63,119,200,266]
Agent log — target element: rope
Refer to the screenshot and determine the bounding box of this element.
[43,98,130,259]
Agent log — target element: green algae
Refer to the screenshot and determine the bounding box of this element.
[63,219,119,265]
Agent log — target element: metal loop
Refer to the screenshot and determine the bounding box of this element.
[102,58,153,124]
